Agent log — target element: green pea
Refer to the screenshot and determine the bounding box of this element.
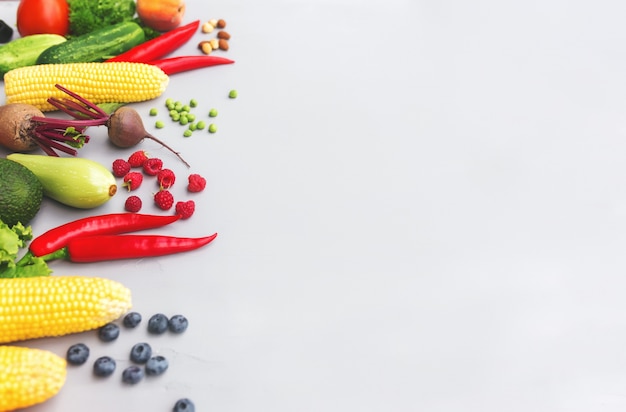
[187,113,196,122]
[190,98,198,107]
[196,120,206,130]
[171,112,180,121]
[155,120,165,129]
[228,89,238,99]
[174,102,183,112]
[208,123,217,133]
[165,98,174,106]
[209,108,218,117]
[149,108,158,116]
[182,104,191,112]
[179,116,189,125]
[188,122,197,131]
[183,129,193,138]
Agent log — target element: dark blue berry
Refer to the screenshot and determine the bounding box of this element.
[130,342,152,364]
[123,312,142,328]
[66,343,90,365]
[173,398,195,412]
[98,322,120,342]
[145,355,169,376]
[168,314,189,334]
[122,365,144,384]
[93,356,116,377]
[147,313,168,334]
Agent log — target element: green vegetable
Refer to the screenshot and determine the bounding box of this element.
[67,0,136,36]
[0,159,43,227]
[229,90,238,99]
[183,130,193,137]
[0,34,66,78]
[149,108,158,116]
[6,154,117,209]
[196,121,206,130]
[209,108,218,117]
[0,220,51,279]
[190,99,198,108]
[155,120,164,129]
[209,124,217,133]
[36,21,145,64]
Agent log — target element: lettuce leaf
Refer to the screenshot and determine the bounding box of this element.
[0,220,51,278]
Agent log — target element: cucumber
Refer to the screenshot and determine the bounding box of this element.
[0,34,66,78]
[36,21,145,64]
[6,154,117,209]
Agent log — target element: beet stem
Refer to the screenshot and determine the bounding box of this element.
[54,84,108,118]
[33,131,78,156]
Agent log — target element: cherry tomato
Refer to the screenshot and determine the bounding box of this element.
[16,0,69,37]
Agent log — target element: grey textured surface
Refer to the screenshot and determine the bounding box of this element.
[3,0,626,411]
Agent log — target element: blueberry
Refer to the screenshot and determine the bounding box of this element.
[147,313,168,334]
[122,365,144,384]
[145,355,169,376]
[98,322,120,342]
[168,314,189,334]
[93,356,116,377]
[123,312,142,328]
[66,343,90,365]
[130,342,152,364]
[173,398,195,412]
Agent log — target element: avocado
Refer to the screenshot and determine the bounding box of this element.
[0,158,43,226]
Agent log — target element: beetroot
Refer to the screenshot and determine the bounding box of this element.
[28,84,189,166]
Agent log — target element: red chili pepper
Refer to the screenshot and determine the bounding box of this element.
[59,233,217,262]
[106,20,200,63]
[28,213,181,257]
[149,55,235,75]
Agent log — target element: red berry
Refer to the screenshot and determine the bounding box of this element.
[175,200,195,219]
[112,159,131,177]
[187,174,206,192]
[125,195,142,213]
[128,150,149,168]
[143,158,163,176]
[154,190,174,210]
[156,168,176,189]
[123,172,143,191]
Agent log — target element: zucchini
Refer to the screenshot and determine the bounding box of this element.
[6,154,117,209]
[0,34,66,78]
[36,21,145,65]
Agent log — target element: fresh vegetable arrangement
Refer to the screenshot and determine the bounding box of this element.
[0,1,236,409]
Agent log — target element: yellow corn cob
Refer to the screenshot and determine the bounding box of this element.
[0,276,132,343]
[0,345,67,411]
[4,62,169,111]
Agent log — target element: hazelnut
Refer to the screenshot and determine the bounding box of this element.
[198,41,212,54]
[201,22,214,33]
[216,19,226,28]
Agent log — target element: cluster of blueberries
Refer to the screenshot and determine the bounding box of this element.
[65,311,194,412]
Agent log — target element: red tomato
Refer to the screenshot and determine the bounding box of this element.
[16,0,69,37]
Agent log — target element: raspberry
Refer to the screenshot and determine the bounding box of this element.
[112,159,131,177]
[128,150,149,167]
[154,190,174,210]
[156,168,176,189]
[124,195,142,212]
[123,172,143,191]
[175,200,195,219]
[143,158,163,176]
[187,174,206,192]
